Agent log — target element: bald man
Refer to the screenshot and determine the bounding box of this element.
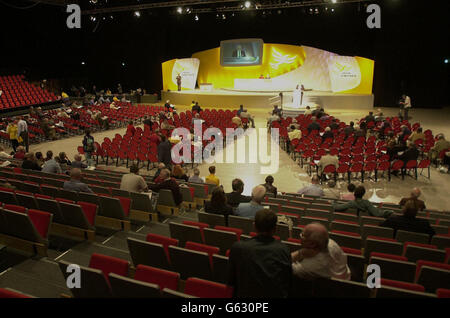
[399,188,426,211]
[291,223,351,280]
[63,168,93,193]
[149,169,182,206]
[235,185,266,219]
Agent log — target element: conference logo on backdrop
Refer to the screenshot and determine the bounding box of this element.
[171,58,200,90]
[268,47,301,77]
[327,56,362,92]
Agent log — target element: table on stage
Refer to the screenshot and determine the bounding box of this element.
[234,78,274,91]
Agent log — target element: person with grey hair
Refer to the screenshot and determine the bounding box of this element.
[235,185,266,219]
[399,187,426,211]
[72,154,87,169]
[188,168,204,183]
[63,168,93,193]
[297,175,324,197]
[322,126,334,141]
[120,164,148,193]
[291,223,351,280]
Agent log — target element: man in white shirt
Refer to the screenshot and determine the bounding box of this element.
[400,94,412,120]
[291,223,351,280]
[120,164,148,193]
[17,117,29,152]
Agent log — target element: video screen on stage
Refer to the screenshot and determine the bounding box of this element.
[220,39,263,66]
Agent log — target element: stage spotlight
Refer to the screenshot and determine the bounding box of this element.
[81,61,85,65]
[445,59,449,64]
[222,14,226,20]
[331,8,335,12]
[177,7,183,14]
[122,62,126,67]
[331,0,337,3]
[90,16,96,21]
[186,8,191,14]
[134,11,141,17]
[194,14,199,21]
[244,1,251,9]
[110,15,114,20]
[277,9,282,14]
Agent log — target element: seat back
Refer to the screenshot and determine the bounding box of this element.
[58,189,79,202]
[313,278,371,298]
[16,193,38,210]
[134,264,179,291]
[396,230,430,244]
[364,238,403,259]
[330,232,362,250]
[3,209,43,243]
[58,201,91,230]
[198,212,226,228]
[431,236,450,250]
[27,209,52,239]
[417,266,450,293]
[0,190,18,205]
[405,245,446,263]
[161,288,197,298]
[362,225,394,240]
[212,254,229,284]
[77,191,100,205]
[204,228,238,255]
[168,246,212,280]
[89,253,129,283]
[184,277,233,298]
[35,197,65,224]
[330,221,361,235]
[169,222,203,246]
[157,189,178,207]
[376,286,436,298]
[99,196,126,220]
[58,260,112,298]
[130,191,153,212]
[109,273,160,298]
[127,238,171,270]
[370,256,416,282]
[275,223,290,240]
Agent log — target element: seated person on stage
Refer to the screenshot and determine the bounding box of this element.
[262,175,277,197]
[120,164,148,193]
[188,168,204,183]
[259,74,265,79]
[149,169,182,206]
[332,186,393,218]
[226,178,251,209]
[63,168,93,193]
[399,187,426,211]
[235,185,266,219]
[291,223,351,280]
[379,200,435,237]
[204,187,234,220]
[205,165,220,186]
[297,175,324,197]
[228,209,292,298]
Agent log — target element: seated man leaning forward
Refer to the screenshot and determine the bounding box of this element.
[235,185,266,219]
[291,223,351,280]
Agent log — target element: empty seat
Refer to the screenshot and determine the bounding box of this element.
[331,221,361,235]
[130,191,153,213]
[98,196,126,220]
[88,253,129,283]
[0,288,33,298]
[134,264,179,291]
[58,201,93,230]
[396,230,430,244]
[299,216,329,229]
[184,277,233,298]
[198,212,226,228]
[404,245,446,263]
[362,225,394,240]
[169,222,203,246]
[227,215,254,234]
[0,190,18,205]
[304,209,331,220]
[168,246,211,280]
[313,278,371,298]
[203,227,238,255]
[16,193,38,210]
[40,185,59,198]
[109,273,160,298]
[212,254,229,284]
[364,237,403,259]
[35,197,65,224]
[275,223,290,240]
[431,235,450,250]
[360,216,385,226]
[58,260,112,298]
[330,232,363,250]
[369,255,416,282]
[2,208,47,243]
[346,253,365,282]
[77,191,100,205]
[161,288,196,298]
[127,238,171,270]
[185,241,219,268]
[416,261,450,293]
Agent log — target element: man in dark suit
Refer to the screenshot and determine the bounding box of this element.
[322,127,334,142]
[226,178,251,208]
[228,209,292,297]
[149,169,182,206]
[399,188,426,211]
[365,111,375,124]
[232,45,246,58]
[143,116,152,127]
[380,200,435,237]
[307,117,321,134]
[157,135,172,169]
[398,143,420,167]
[344,121,355,137]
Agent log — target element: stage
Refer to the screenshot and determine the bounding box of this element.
[161,89,374,111]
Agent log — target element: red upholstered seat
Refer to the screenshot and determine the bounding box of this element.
[185,241,220,268]
[415,260,450,281]
[341,247,362,255]
[89,253,129,283]
[402,242,437,256]
[115,196,131,217]
[55,197,75,204]
[214,226,243,240]
[146,233,178,261]
[367,235,397,242]
[437,288,450,298]
[77,201,97,226]
[27,209,52,239]
[183,220,209,241]
[287,238,302,244]
[184,277,233,298]
[134,264,179,291]
[380,279,425,292]
[0,288,31,298]
[4,204,26,213]
[34,194,52,200]
[331,230,361,237]
[370,252,408,262]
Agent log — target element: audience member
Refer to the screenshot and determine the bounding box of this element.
[6,120,19,152]
[228,209,292,297]
[35,152,44,167]
[157,135,172,168]
[188,168,204,183]
[120,164,148,193]
[409,127,425,143]
[172,164,188,182]
[0,146,12,159]
[72,154,87,169]
[82,129,95,166]
[399,188,426,211]
[341,183,356,201]
[205,166,220,186]
[291,223,351,280]
[332,186,393,218]
[380,200,435,237]
[63,168,93,193]
[318,149,338,174]
[297,175,324,197]
[149,169,182,206]
[322,127,334,141]
[204,187,233,220]
[42,150,62,173]
[262,175,277,197]
[430,134,450,162]
[226,179,251,208]
[235,185,266,219]
[307,117,320,134]
[13,146,26,160]
[21,152,41,171]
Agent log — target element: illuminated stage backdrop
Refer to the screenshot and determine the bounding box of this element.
[162,43,374,95]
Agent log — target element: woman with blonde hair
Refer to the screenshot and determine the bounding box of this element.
[172,164,188,182]
[6,119,19,152]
